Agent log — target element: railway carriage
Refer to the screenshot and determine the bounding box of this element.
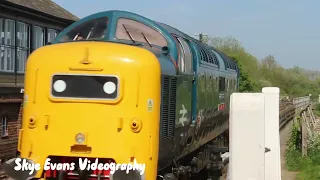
[5,10,239,180]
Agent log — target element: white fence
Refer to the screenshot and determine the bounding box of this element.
[228,88,311,180]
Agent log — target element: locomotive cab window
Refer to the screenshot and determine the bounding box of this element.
[175,36,193,74]
[219,77,225,92]
[59,16,109,42]
[115,18,168,47]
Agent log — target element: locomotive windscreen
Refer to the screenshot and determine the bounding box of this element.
[58,16,109,42]
[51,74,119,100]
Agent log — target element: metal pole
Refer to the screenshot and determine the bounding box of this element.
[195,33,208,43]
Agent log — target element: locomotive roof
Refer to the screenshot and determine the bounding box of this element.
[54,10,238,73]
[156,22,239,72]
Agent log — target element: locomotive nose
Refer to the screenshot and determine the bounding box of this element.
[20,41,161,180]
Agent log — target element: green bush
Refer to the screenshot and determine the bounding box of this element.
[285,118,309,171]
[286,117,320,180]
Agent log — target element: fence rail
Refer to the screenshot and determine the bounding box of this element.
[293,96,311,109]
[279,96,311,129]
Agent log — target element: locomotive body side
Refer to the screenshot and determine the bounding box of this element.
[156,22,239,171]
[4,10,239,180]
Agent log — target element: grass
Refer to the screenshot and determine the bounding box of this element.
[285,104,320,180]
[296,165,320,180]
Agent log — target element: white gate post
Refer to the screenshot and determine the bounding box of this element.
[262,87,281,180]
[229,93,265,180]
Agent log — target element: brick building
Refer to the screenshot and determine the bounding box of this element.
[0,0,78,167]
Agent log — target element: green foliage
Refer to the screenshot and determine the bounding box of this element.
[314,103,320,117]
[295,135,320,180]
[285,116,320,180]
[296,165,320,180]
[307,136,320,165]
[229,56,254,92]
[205,36,320,96]
[285,118,307,171]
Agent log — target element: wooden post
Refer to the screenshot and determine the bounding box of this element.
[301,113,308,156]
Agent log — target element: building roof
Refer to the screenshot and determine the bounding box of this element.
[4,0,79,21]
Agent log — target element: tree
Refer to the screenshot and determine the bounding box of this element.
[203,36,320,97]
[230,56,255,92]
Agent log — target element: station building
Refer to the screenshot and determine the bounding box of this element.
[0,0,78,168]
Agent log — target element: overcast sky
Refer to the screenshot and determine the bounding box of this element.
[53,0,320,70]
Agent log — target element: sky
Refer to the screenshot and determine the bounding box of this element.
[53,0,320,70]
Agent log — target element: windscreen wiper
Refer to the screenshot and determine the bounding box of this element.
[73,33,80,41]
[141,32,152,47]
[122,24,135,43]
[86,27,94,39]
[122,24,143,46]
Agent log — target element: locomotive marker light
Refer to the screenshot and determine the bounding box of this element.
[53,80,67,92]
[75,133,85,144]
[103,81,116,94]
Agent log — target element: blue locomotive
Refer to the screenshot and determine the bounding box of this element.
[4,10,239,180]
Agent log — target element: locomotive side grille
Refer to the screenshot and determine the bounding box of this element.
[160,77,169,138]
[160,76,177,138]
[168,77,177,137]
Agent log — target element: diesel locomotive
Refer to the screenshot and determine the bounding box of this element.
[4,10,239,180]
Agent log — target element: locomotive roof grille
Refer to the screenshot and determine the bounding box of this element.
[215,50,239,71]
[194,42,219,67]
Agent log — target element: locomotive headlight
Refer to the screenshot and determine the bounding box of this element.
[75,133,85,144]
[53,80,67,92]
[103,81,116,94]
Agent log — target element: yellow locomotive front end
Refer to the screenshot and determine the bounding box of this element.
[13,41,161,180]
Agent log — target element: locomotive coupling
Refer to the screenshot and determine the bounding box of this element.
[3,158,38,180]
